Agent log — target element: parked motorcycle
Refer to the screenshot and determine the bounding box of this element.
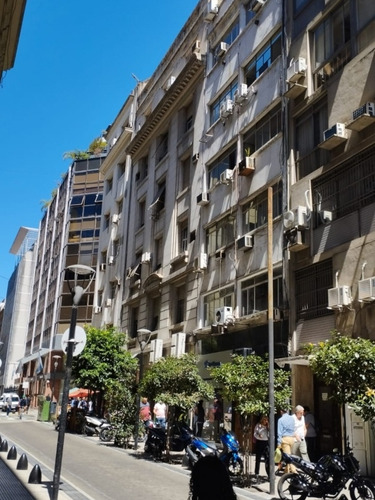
[186,428,243,478]
[99,421,115,442]
[144,421,193,460]
[83,414,109,437]
[278,446,375,500]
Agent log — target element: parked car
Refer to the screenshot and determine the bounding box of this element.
[0,394,20,412]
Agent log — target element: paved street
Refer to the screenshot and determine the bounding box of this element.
[0,413,275,500]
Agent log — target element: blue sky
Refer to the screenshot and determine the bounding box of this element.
[0,0,198,300]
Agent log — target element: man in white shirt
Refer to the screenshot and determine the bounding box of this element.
[292,405,310,461]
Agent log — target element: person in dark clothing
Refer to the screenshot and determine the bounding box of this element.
[189,455,237,500]
[193,400,205,437]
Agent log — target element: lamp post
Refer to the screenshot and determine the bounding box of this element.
[52,264,95,500]
[52,355,61,402]
[134,328,152,451]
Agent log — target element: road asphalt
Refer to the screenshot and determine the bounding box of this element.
[0,408,278,500]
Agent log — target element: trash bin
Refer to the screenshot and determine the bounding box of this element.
[38,401,50,421]
[50,401,57,415]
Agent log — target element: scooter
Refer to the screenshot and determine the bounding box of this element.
[185,435,219,467]
[83,414,109,437]
[144,421,193,460]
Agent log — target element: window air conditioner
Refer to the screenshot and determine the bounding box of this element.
[323,123,346,142]
[164,76,176,91]
[108,256,115,265]
[220,169,233,183]
[94,306,102,314]
[234,84,248,104]
[197,192,210,206]
[215,248,226,260]
[192,40,201,54]
[216,42,228,58]
[238,156,255,176]
[204,0,219,21]
[237,234,253,250]
[352,102,375,120]
[285,228,308,251]
[141,252,151,263]
[358,277,375,302]
[194,252,208,271]
[171,333,186,357]
[283,206,308,230]
[327,286,351,309]
[192,153,199,163]
[286,57,307,83]
[215,306,233,324]
[100,263,106,271]
[150,339,163,363]
[112,213,119,224]
[251,0,266,12]
[219,99,234,119]
[105,298,112,308]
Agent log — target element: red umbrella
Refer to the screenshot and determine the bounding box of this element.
[69,388,90,398]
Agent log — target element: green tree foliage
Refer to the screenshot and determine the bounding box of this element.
[72,326,138,418]
[304,330,375,423]
[139,354,214,457]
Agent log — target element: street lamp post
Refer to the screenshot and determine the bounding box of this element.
[52,264,95,500]
[134,328,152,451]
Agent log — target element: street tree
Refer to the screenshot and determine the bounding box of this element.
[304,330,375,426]
[208,353,291,473]
[139,353,214,458]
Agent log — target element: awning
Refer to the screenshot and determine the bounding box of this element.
[275,355,310,367]
[149,185,166,211]
[18,348,49,365]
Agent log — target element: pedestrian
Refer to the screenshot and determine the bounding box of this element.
[6,395,12,416]
[25,395,31,414]
[188,455,237,500]
[304,406,318,462]
[140,397,151,424]
[253,415,269,482]
[193,400,205,437]
[292,405,310,461]
[213,395,223,442]
[19,396,27,419]
[153,400,167,428]
[277,408,297,474]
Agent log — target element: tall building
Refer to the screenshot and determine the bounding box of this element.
[0,0,27,82]
[18,155,104,405]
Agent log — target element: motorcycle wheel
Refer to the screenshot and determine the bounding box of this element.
[277,473,308,500]
[99,428,113,442]
[223,455,243,477]
[349,479,375,500]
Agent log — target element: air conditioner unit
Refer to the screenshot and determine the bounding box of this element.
[283,206,308,230]
[94,306,102,314]
[164,76,176,90]
[286,57,307,83]
[358,277,375,302]
[285,228,308,251]
[216,42,228,58]
[220,169,233,183]
[215,249,226,260]
[323,123,346,142]
[237,234,253,250]
[112,213,119,224]
[234,84,248,104]
[171,333,186,357]
[192,153,199,163]
[192,40,201,54]
[150,339,163,363]
[215,306,233,324]
[205,0,219,21]
[251,0,266,12]
[108,256,115,265]
[141,252,151,263]
[219,99,234,119]
[194,252,208,270]
[238,156,255,176]
[197,192,210,206]
[100,263,106,272]
[352,102,375,120]
[105,298,112,308]
[328,286,351,309]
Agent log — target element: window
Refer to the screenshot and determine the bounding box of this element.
[245,31,281,86]
[203,286,234,327]
[245,1,256,23]
[154,237,163,271]
[313,1,351,89]
[149,180,166,219]
[206,214,236,254]
[130,307,139,339]
[241,272,283,316]
[242,182,282,233]
[156,132,169,163]
[312,144,375,228]
[104,213,110,230]
[208,146,237,188]
[137,156,148,182]
[213,19,239,64]
[295,260,332,320]
[210,81,238,125]
[175,285,186,324]
[179,220,189,253]
[106,178,113,193]
[117,199,123,216]
[295,100,329,180]
[117,162,125,180]
[138,199,146,229]
[357,0,375,51]
[243,106,282,155]
[180,157,190,192]
[149,296,161,331]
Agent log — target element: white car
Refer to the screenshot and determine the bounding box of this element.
[0,394,20,412]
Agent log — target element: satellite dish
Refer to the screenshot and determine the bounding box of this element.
[61,326,87,356]
[283,210,295,229]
